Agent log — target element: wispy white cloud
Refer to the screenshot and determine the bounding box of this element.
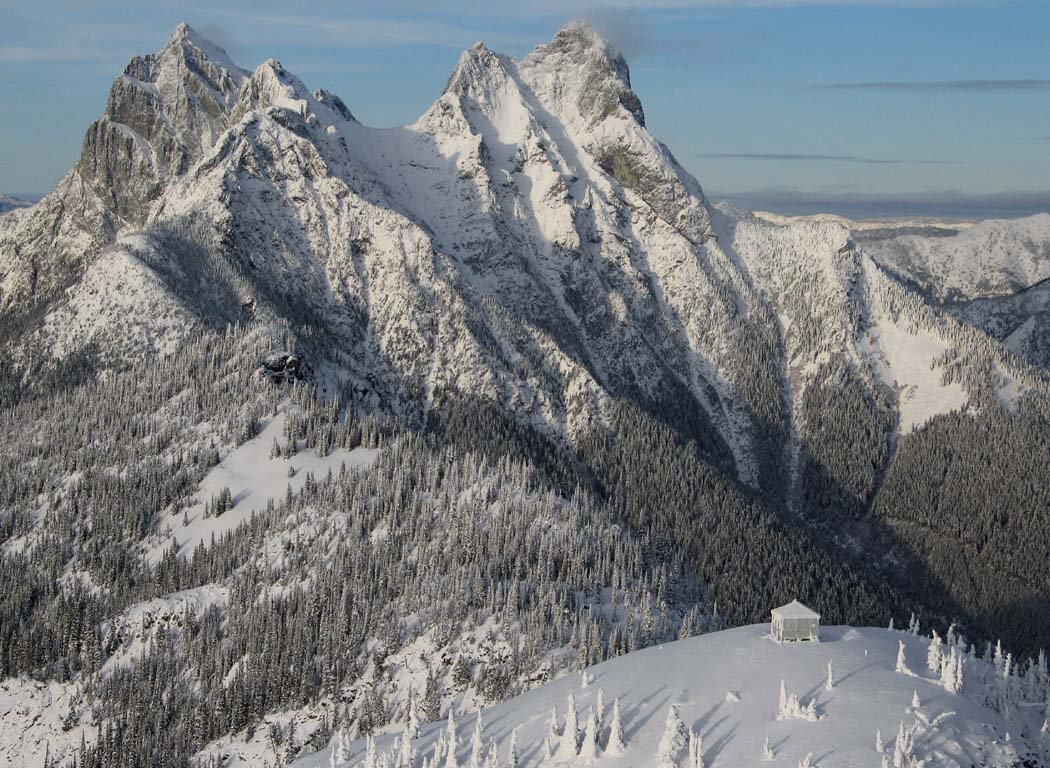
[818,79,1050,91]
[0,45,120,64]
[697,152,954,164]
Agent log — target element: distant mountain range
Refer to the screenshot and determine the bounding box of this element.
[0,194,32,214]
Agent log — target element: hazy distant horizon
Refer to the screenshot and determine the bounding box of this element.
[713,189,1050,221]
[7,189,1047,223]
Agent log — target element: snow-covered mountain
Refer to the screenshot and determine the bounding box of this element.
[0,194,31,214]
[862,214,1050,303]
[3,23,1042,481]
[2,21,1050,768]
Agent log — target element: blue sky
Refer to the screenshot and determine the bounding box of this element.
[1,0,1048,217]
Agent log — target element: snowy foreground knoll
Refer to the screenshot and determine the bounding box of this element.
[277,626,1035,768]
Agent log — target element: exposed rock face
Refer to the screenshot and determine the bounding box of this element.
[261,352,307,382]
[77,23,248,227]
[0,24,247,318]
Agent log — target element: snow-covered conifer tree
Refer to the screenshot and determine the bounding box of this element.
[927,631,942,673]
[469,716,483,768]
[444,711,458,768]
[431,735,446,768]
[910,690,920,710]
[657,703,686,768]
[825,660,834,691]
[595,688,605,733]
[330,733,342,768]
[484,741,498,768]
[875,729,884,753]
[579,707,600,760]
[508,727,519,768]
[543,706,558,760]
[798,752,812,768]
[407,695,421,742]
[399,729,416,768]
[606,697,627,755]
[895,641,910,675]
[559,694,579,758]
[688,727,704,768]
[365,735,378,768]
[762,736,774,760]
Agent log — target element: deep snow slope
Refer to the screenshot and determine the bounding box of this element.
[288,625,1039,768]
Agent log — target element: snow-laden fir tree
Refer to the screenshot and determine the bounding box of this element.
[444,710,458,768]
[431,732,446,768]
[762,735,774,760]
[798,752,813,768]
[579,706,600,760]
[544,706,558,761]
[508,727,519,768]
[875,729,884,753]
[895,641,910,675]
[910,690,920,710]
[777,680,820,722]
[927,630,943,673]
[595,688,605,733]
[825,660,834,691]
[559,693,579,758]
[398,727,416,768]
[469,715,483,768]
[657,703,687,768]
[406,695,421,742]
[330,731,347,768]
[484,741,498,768]
[606,697,627,755]
[364,734,378,768]
[688,726,705,768]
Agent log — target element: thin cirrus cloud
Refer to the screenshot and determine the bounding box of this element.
[696,152,952,165]
[817,79,1050,92]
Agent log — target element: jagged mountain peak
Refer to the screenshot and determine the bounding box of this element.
[520,20,644,128]
[161,22,249,83]
[73,21,250,227]
[231,58,354,131]
[442,40,510,97]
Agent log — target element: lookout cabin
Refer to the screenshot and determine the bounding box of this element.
[771,600,820,643]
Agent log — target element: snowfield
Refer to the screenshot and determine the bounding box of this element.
[149,406,380,562]
[858,316,969,434]
[276,625,1029,768]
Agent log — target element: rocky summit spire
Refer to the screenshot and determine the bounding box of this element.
[76,23,248,226]
[521,21,644,128]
